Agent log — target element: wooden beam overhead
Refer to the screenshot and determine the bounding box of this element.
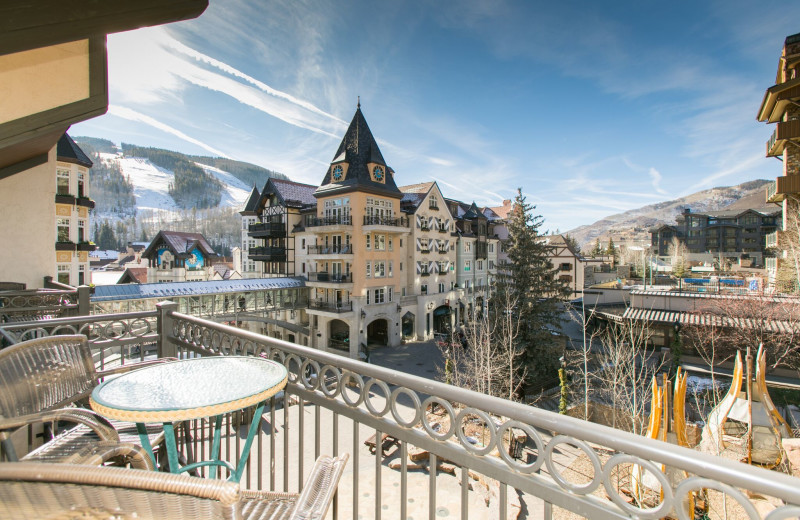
[0,0,209,56]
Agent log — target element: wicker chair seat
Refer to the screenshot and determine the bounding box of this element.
[0,454,349,520]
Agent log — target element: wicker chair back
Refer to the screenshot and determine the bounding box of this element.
[0,335,96,418]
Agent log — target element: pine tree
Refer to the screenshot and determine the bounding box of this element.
[563,233,580,254]
[591,239,603,258]
[495,188,569,391]
[606,238,618,264]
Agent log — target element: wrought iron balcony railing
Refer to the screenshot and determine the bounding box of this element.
[1,307,799,520]
[307,299,353,313]
[306,272,353,283]
[307,245,353,255]
[248,246,287,262]
[305,216,352,228]
[363,216,409,227]
[248,221,286,238]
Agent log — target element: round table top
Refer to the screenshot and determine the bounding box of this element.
[90,356,288,422]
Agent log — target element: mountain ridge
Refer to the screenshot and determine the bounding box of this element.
[564,179,774,250]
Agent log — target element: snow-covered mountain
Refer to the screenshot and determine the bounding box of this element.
[96,153,251,215]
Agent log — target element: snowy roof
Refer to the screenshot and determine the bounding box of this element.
[92,277,307,302]
[142,230,216,260]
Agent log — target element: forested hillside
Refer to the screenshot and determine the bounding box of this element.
[77,141,136,217]
[190,156,287,187]
[121,144,223,209]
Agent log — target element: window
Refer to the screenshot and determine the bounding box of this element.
[388,287,393,302]
[465,242,471,253]
[366,261,371,278]
[560,275,573,284]
[374,288,385,304]
[302,239,306,249]
[429,195,438,209]
[400,239,403,247]
[450,281,456,290]
[77,172,86,198]
[489,243,494,253]
[477,260,483,271]
[464,260,471,272]
[57,264,70,285]
[388,237,393,251]
[57,218,70,242]
[78,220,86,242]
[366,234,371,250]
[388,261,393,277]
[438,283,445,293]
[375,234,386,251]
[438,261,447,273]
[489,260,495,270]
[78,264,86,286]
[375,261,385,278]
[366,291,370,304]
[400,262,403,271]
[57,169,70,195]
[421,284,427,295]
[559,263,571,271]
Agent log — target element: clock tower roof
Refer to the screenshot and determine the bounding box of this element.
[315,105,402,199]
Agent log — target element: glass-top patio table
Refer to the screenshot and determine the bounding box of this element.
[90,356,287,482]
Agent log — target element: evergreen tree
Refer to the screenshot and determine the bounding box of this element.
[563,233,580,254]
[591,239,603,258]
[96,221,117,250]
[495,188,569,390]
[606,238,618,264]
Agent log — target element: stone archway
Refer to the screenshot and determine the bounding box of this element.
[367,318,388,346]
[329,319,349,351]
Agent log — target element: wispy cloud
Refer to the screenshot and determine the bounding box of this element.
[648,167,667,195]
[108,105,230,158]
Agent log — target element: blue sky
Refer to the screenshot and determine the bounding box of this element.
[72,0,800,232]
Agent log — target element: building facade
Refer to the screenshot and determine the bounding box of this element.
[141,230,220,283]
[758,31,800,289]
[649,207,780,266]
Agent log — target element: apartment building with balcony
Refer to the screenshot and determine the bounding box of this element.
[399,182,459,339]
[239,178,317,279]
[649,207,780,267]
[758,31,800,289]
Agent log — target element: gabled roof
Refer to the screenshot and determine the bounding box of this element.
[241,185,260,214]
[57,133,93,168]
[142,230,216,260]
[399,182,434,213]
[118,267,147,284]
[270,178,318,208]
[315,106,402,199]
[490,199,513,220]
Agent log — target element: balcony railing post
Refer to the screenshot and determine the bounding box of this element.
[157,300,180,358]
[77,285,91,316]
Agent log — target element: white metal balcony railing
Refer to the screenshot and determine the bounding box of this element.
[1,306,800,520]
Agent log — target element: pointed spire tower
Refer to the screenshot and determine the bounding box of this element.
[314,104,402,200]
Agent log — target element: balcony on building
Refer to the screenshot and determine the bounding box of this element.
[305,215,352,232]
[420,267,431,277]
[248,221,286,238]
[76,241,96,252]
[306,271,353,284]
[55,241,76,251]
[76,196,95,209]
[248,246,287,262]
[307,299,353,313]
[766,119,800,157]
[54,193,76,205]
[766,174,800,203]
[362,215,410,234]
[307,244,354,256]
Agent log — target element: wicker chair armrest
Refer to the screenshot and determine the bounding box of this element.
[96,357,179,378]
[63,440,156,470]
[0,407,119,442]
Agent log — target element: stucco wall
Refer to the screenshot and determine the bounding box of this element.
[0,146,56,289]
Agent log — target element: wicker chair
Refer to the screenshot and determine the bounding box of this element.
[0,334,174,469]
[0,454,349,520]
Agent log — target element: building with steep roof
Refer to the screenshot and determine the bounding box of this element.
[758,31,800,291]
[141,230,219,283]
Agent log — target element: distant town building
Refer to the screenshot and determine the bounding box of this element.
[758,31,800,290]
[649,207,780,266]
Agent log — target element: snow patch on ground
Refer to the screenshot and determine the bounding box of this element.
[194,162,250,208]
[119,157,179,213]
